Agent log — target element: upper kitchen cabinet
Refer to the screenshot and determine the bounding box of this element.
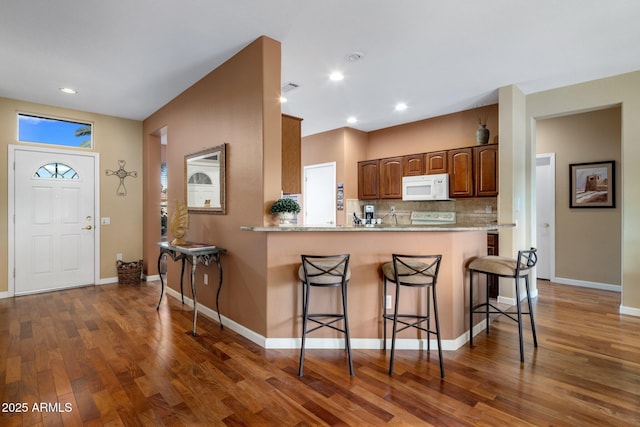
[281,114,303,194]
[379,156,403,199]
[474,144,499,196]
[403,153,424,176]
[358,160,380,200]
[448,148,474,197]
[425,151,447,174]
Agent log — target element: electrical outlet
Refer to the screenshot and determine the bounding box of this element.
[385,295,392,310]
[116,253,123,261]
[204,274,209,285]
[390,206,396,213]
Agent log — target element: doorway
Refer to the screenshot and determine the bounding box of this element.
[303,162,336,226]
[9,145,99,295]
[536,153,555,281]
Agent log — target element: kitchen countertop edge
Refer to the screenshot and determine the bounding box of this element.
[240,223,515,232]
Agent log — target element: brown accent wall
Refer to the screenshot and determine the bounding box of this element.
[536,107,622,286]
[302,127,368,225]
[367,105,499,159]
[142,36,282,336]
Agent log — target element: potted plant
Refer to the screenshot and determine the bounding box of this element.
[270,198,301,225]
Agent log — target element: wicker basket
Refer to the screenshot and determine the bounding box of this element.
[117,259,143,285]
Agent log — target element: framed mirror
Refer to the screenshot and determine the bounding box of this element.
[185,143,226,214]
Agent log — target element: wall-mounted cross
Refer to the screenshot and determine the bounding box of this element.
[105,160,138,196]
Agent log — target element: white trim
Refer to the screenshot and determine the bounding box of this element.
[554,276,621,292]
[303,161,337,226]
[8,145,100,296]
[535,152,556,281]
[620,305,640,317]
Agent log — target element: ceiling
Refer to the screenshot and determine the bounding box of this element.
[2,1,639,137]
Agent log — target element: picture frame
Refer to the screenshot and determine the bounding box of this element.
[569,160,615,208]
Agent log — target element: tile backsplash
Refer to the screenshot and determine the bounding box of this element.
[347,197,497,226]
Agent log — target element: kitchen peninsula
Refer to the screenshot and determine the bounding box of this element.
[241,222,515,350]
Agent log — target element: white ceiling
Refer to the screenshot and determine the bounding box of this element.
[2,1,639,137]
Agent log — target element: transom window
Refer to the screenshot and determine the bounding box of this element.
[34,163,79,180]
[18,113,93,148]
[188,172,212,185]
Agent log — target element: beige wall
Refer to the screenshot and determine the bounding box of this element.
[0,97,143,292]
[536,108,621,286]
[142,36,282,336]
[507,70,640,314]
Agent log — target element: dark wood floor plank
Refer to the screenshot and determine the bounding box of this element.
[1,280,639,426]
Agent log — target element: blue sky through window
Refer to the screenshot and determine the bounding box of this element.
[18,114,92,148]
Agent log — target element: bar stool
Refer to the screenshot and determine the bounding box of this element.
[298,254,353,376]
[382,254,444,378]
[468,248,538,362]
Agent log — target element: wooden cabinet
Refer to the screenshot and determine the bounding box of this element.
[281,114,303,194]
[358,160,379,200]
[403,153,424,176]
[425,151,447,174]
[379,156,403,199]
[474,145,499,196]
[448,148,474,197]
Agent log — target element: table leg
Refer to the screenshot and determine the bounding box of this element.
[156,252,166,310]
[180,258,186,304]
[214,255,223,328]
[190,257,198,336]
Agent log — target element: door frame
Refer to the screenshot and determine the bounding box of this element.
[535,152,556,281]
[8,144,101,297]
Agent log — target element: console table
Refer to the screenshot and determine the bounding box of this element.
[156,241,226,336]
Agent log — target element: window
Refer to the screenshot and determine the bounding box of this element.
[34,163,79,180]
[188,172,212,185]
[18,113,93,148]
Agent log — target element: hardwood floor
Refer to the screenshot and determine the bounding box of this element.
[1,280,639,426]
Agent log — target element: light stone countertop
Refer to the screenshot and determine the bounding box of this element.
[240,223,515,232]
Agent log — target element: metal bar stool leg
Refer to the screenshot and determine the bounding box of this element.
[389,283,401,376]
[515,277,525,362]
[469,270,474,346]
[298,281,310,376]
[431,284,444,379]
[342,280,354,376]
[524,275,538,347]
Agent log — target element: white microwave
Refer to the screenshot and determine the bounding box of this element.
[402,173,450,201]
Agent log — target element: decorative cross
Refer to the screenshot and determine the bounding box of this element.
[105,160,138,196]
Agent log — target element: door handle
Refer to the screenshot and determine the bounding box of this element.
[82,225,93,230]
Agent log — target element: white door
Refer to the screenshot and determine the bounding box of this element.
[12,147,98,295]
[536,153,555,280]
[303,162,336,226]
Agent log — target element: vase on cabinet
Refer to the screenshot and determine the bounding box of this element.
[476,124,490,145]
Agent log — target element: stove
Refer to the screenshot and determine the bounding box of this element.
[410,211,457,225]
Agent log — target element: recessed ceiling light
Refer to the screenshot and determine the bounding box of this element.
[346,52,364,62]
[59,87,77,94]
[347,116,357,124]
[329,71,344,81]
[395,102,408,111]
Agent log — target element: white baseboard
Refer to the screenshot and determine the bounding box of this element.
[554,277,621,292]
[620,305,640,317]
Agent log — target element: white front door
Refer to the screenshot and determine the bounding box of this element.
[12,146,98,295]
[536,153,556,280]
[303,162,336,226]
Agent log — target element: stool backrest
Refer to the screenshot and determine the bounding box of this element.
[516,248,538,276]
[301,254,350,286]
[392,254,442,286]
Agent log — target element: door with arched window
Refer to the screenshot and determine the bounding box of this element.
[11,146,98,295]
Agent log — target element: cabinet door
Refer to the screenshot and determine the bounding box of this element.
[281,114,303,194]
[448,148,473,197]
[425,151,447,174]
[358,160,379,200]
[474,145,499,196]
[379,156,403,199]
[403,154,424,176]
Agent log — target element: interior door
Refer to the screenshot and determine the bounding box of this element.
[536,153,555,280]
[303,162,336,226]
[13,147,97,295]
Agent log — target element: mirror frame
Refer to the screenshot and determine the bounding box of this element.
[184,143,226,214]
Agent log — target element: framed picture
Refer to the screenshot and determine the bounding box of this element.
[569,160,615,208]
